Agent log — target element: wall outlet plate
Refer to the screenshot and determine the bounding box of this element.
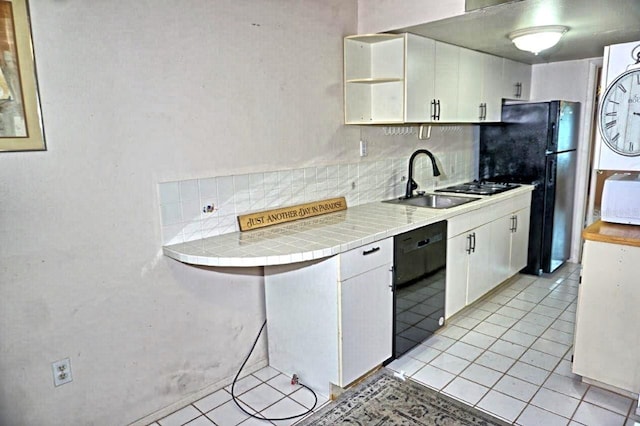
[359,140,368,157]
[52,358,72,387]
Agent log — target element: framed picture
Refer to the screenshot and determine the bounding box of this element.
[0,0,44,152]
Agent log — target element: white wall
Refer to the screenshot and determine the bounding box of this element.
[0,1,362,425]
[530,57,602,264]
[0,1,479,425]
[357,0,465,34]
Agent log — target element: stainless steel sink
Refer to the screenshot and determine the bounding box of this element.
[383,193,480,209]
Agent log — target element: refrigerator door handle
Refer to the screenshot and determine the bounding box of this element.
[547,159,556,185]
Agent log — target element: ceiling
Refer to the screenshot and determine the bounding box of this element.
[391,0,640,64]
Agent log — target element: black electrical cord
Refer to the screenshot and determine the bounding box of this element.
[230,319,318,421]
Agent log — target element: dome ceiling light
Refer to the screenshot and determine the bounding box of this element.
[508,25,569,55]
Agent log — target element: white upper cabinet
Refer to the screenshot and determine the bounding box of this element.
[502,58,531,101]
[405,34,436,123]
[482,53,505,121]
[344,32,529,124]
[434,41,460,122]
[457,47,483,122]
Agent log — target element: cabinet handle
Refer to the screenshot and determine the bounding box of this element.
[510,216,515,232]
[471,232,476,253]
[466,234,472,254]
[430,99,436,120]
[514,215,518,232]
[389,266,395,291]
[479,103,483,121]
[362,247,380,256]
[436,99,441,120]
[515,82,522,98]
[483,103,487,120]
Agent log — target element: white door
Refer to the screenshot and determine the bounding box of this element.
[491,214,514,286]
[457,48,483,122]
[482,54,504,121]
[466,224,493,304]
[445,232,470,318]
[510,207,531,274]
[340,263,393,386]
[433,41,459,122]
[405,34,435,123]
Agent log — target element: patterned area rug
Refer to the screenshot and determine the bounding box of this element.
[299,369,510,425]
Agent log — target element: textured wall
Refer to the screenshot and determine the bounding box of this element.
[0,1,477,424]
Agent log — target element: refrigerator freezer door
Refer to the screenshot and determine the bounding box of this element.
[556,101,580,153]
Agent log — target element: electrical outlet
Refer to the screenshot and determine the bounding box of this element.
[359,140,368,157]
[52,358,72,387]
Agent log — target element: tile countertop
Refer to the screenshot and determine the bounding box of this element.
[163,185,534,267]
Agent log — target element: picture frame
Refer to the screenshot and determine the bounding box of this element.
[0,0,45,152]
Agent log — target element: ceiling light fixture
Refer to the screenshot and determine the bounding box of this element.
[508,25,569,55]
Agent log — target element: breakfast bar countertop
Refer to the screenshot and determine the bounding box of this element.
[163,185,534,267]
[582,219,640,248]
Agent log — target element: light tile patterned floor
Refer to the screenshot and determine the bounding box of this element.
[154,263,640,425]
[388,263,639,426]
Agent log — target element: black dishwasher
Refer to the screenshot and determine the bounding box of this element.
[392,220,447,358]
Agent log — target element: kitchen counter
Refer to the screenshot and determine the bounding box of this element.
[163,185,534,267]
[582,220,640,248]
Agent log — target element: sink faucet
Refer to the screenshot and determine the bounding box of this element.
[405,149,441,199]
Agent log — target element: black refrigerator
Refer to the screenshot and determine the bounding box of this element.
[479,100,579,275]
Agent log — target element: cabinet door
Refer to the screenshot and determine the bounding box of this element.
[457,47,484,122]
[502,58,531,100]
[490,214,514,286]
[433,41,459,122]
[405,34,435,123]
[482,54,504,121]
[466,224,493,304]
[445,232,470,319]
[340,263,393,386]
[510,207,530,274]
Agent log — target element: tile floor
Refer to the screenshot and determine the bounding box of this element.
[153,263,640,426]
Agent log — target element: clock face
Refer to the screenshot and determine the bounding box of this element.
[599,67,640,157]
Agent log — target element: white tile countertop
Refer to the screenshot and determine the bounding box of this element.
[163,185,534,267]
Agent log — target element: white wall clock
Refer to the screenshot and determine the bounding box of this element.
[598,66,640,157]
[595,41,640,171]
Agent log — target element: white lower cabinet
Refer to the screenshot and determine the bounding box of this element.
[465,222,494,305]
[573,239,640,394]
[445,193,531,318]
[264,239,392,397]
[341,263,393,385]
[509,207,530,275]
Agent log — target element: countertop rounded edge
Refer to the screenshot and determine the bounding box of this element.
[163,185,534,267]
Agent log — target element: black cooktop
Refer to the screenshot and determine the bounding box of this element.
[435,180,520,196]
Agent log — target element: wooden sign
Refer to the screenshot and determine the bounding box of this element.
[238,197,347,231]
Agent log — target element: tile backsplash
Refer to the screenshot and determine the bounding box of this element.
[159,151,474,245]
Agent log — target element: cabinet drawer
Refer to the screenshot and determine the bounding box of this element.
[339,238,392,280]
